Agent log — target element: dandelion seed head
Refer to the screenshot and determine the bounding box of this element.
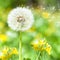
[8,7,34,31]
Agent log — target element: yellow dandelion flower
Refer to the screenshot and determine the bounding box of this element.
[2,47,9,54]
[31,40,39,50]
[31,38,46,51]
[0,34,7,42]
[39,40,46,46]
[31,38,52,54]
[0,52,3,59]
[11,48,18,55]
[0,47,18,60]
[45,44,51,55]
[1,56,7,60]
[42,12,50,18]
[0,52,7,60]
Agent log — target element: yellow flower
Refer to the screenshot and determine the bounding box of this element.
[39,40,46,46]
[0,34,7,42]
[45,44,51,55]
[0,47,18,60]
[31,40,39,50]
[11,48,18,55]
[31,38,46,50]
[1,56,7,60]
[31,38,52,55]
[42,12,50,18]
[0,52,7,60]
[2,47,9,54]
[0,52,3,58]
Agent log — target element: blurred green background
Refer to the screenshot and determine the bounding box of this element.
[0,0,60,60]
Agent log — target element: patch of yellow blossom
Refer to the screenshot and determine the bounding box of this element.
[45,43,52,55]
[2,47,9,54]
[42,12,50,18]
[11,48,18,55]
[0,47,18,60]
[39,40,46,46]
[0,52,8,60]
[31,39,39,50]
[31,38,51,55]
[0,52,4,59]
[0,34,7,42]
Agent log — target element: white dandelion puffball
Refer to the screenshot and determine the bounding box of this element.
[7,7,34,31]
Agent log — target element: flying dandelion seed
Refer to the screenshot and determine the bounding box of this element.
[7,7,34,31]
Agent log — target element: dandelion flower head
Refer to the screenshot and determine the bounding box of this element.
[7,7,34,31]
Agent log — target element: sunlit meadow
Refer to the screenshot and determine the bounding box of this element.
[0,0,60,60]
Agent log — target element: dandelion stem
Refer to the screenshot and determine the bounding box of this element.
[19,32,22,60]
[36,51,41,60]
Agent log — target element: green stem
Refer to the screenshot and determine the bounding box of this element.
[19,32,22,60]
[36,51,41,60]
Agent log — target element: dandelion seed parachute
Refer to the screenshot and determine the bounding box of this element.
[7,7,34,31]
